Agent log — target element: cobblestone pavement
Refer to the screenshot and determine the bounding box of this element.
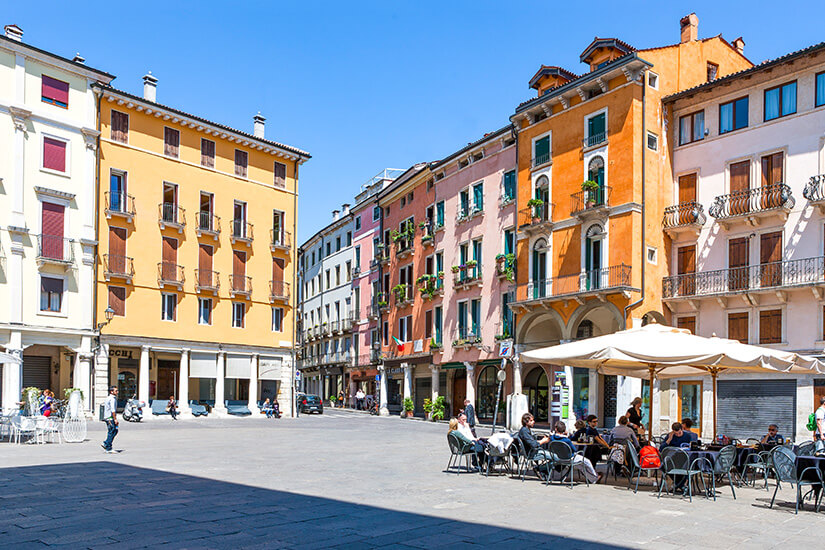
[1,410,823,549]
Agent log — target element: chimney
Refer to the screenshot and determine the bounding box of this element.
[142,72,157,102]
[332,209,340,221]
[679,13,699,43]
[72,53,85,64]
[253,112,266,138]
[341,203,351,216]
[4,24,23,42]
[732,37,745,55]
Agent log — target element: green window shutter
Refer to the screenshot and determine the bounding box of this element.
[588,113,605,137]
[504,171,515,199]
[436,202,444,225]
[473,184,483,210]
[534,136,549,160]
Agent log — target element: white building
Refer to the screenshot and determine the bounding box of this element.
[664,41,825,441]
[0,26,113,411]
[297,207,355,399]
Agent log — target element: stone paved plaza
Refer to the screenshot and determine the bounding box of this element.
[1,410,824,549]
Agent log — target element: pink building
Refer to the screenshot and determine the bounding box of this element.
[348,169,402,404]
[431,127,516,419]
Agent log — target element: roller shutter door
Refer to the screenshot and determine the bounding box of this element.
[23,356,51,389]
[414,377,431,416]
[717,379,796,439]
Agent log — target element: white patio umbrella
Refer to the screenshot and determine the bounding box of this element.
[520,323,824,438]
[0,351,22,364]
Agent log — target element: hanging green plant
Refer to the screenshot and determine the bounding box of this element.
[451,265,461,273]
[526,198,544,208]
[582,179,600,193]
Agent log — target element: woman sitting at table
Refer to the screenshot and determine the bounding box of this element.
[609,416,640,449]
[40,389,55,417]
[550,421,602,484]
[625,397,645,436]
[573,415,610,464]
[680,418,699,442]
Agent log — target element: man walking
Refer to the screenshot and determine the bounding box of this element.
[463,398,477,437]
[102,386,119,453]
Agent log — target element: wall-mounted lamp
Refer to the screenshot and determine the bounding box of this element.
[97,306,115,331]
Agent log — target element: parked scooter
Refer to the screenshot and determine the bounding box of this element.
[122,395,145,422]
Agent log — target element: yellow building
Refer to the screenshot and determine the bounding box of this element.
[93,75,309,416]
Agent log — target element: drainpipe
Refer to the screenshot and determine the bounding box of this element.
[92,87,103,411]
[623,71,646,329]
[511,122,519,345]
[292,157,299,417]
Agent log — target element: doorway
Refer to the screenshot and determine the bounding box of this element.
[523,366,548,423]
[585,225,603,290]
[452,369,466,416]
[156,359,179,401]
[678,381,703,437]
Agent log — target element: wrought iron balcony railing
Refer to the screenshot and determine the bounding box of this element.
[158,203,185,229]
[803,174,825,205]
[395,239,414,258]
[105,192,136,220]
[269,280,290,301]
[532,152,551,167]
[453,327,482,348]
[103,254,134,281]
[662,256,825,299]
[229,275,253,297]
[195,269,220,293]
[515,264,632,302]
[197,211,221,236]
[521,202,555,231]
[157,261,185,287]
[708,183,794,220]
[271,229,291,251]
[571,187,610,215]
[231,220,254,243]
[36,235,74,265]
[453,265,482,288]
[583,131,607,148]
[662,201,707,231]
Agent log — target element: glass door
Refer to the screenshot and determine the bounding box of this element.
[678,381,702,437]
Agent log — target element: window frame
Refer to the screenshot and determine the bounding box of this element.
[163,127,180,158]
[763,81,797,121]
[198,297,212,325]
[234,149,249,178]
[647,71,659,90]
[39,275,64,314]
[161,292,177,322]
[272,307,284,332]
[273,160,287,188]
[41,133,70,176]
[719,96,749,134]
[200,138,216,168]
[110,109,129,144]
[678,111,705,145]
[41,74,69,108]
[646,132,658,152]
[816,71,825,108]
[232,302,246,328]
[372,206,381,221]
[108,285,126,317]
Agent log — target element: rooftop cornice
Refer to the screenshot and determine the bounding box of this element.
[0,35,114,82]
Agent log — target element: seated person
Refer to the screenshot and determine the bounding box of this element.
[518,413,554,465]
[272,400,281,419]
[609,416,640,449]
[40,389,55,417]
[261,398,274,418]
[572,415,610,464]
[167,395,178,420]
[680,418,699,442]
[760,424,785,445]
[659,422,693,450]
[455,413,485,469]
[550,421,602,484]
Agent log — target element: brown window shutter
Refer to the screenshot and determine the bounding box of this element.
[677,316,696,334]
[730,161,750,192]
[761,152,784,187]
[109,227,127,272]
[108,286,126,316]
[759,309,782,344]
[235,150,248,177]
[678,173,697,203]
[425,310,433,338]
[199,244,212,272]
[272,257,284,283]
[233,249,245,278]
[728,312,748,343]
[274,162,286,187]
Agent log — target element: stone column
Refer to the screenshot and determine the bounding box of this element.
[94,343,110,411]
[1,346,23,411]
[248,354,259,413]
[402,363,412,402]
[430,365,439,401]
[378,364,389,416]
[178,349,190,415]
[464,362,476,406]
[138,346,150,409]
[512,356,523,394]
[9,105,29,229]
[74,353,93,413]
[349,378,357,408]
[214,351,226,414]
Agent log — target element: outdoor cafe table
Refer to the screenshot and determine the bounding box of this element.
[683,449,720,472]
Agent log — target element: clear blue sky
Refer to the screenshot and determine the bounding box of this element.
[6,1,822,242]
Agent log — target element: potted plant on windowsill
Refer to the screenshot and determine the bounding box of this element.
[402,397,415,418]
[582,180,600,208]
[429,337,443,351]
[526,198,544,223]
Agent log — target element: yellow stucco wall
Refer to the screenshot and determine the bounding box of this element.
[96,95,298,348]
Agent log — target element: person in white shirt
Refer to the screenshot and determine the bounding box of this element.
[101,386,119,452]
[816,396,825,441]
[355,389,365,410]
[456,413,485,469]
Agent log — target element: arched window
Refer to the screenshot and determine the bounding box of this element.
[576,319,594,339]
[476,366,498,421]
[533,176,550,221]
[584,224,604,289]
[587,156,605,187]
[523,367,549,422]
[532,239,548,299]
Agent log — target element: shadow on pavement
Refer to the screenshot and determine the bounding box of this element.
[0,461,630,549]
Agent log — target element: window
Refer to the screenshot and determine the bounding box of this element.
[436,201,445,227]
[41,75,69,108]
[764,81,797,121]
[385,206,390,217]
[719,97,748,134]
[434,305,443,344]
[533,135,550,166]
[647,72,659,90]
[646,246,657,264]
[817,72,825,108]
[161,293,177,321]
[646,132,658,151]
[336,236,341,252]
[398,315,413,342]
[470,298,481,335]
[459,189,470,217]
[272,210,284,245]
[43,136,67,173]
[346,231,352,246]
[335,265,341,286]
[164,127,179,158]
[472,182,483,212]
[425,310,433,339]
[676,316,696,334]
[325,270,330,289]
[198,298,212,325]
[272,307,284,332]
[40,277,62,312]
[503,170,516,201]
[759,309,782,344]
[108,286,126,316]
[346,261,352,282]
[761,152,784,187]
[234,149,248,178]
[706,62,718,82]
[111,110,129,143]
[382,321,389,346]
[232,302,245,328]
[233,201,247,237]
[373,206,381,221]
[585,112,606,147]
[201,139,215,168]
[400,196,406,208]
[326,242,331,256]
[274,161,286,187]
[355,216,361,231]
[679,111,704,145]
[728,312,748,344]
[504,229,515,256]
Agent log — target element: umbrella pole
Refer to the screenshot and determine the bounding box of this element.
[712,369,718,440]
[647,365,655,439]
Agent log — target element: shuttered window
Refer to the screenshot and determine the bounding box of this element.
[272,257,284,284]
[201,139,215,168]
[677,316,696,334]
[162,237,178,281]
[41,202,65,260]
[761,152,784,187]
[425,310,433,339]
[108,286,126,316]
[111,110,129,143]
[759,309,782,344]
[164,127,179,158]
[274,161,286,187]
[40,276,62,312]
[728,312,748,344]
[717,379,796,439]
[43,137,67,172]
[41,75,69,107]
[235,149,248,177]
[109,227,127,273]
[678,173,697,203]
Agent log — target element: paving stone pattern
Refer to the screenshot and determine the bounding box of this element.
[0,410,823,548]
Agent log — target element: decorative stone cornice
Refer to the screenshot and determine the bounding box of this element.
[81,127,100,150]
[34,186,76,201]
[576,87,587,102]
[558,96,570,109]
[8,105,31,131]
[596,77,608,93]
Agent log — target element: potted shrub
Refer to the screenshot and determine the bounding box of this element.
[582,180,600,207]
[392,283,408,303]
[451,265,461,274]
[431,396,446,421]
[423,398,433,420]
[526,198,544,222]
[402,397,415,418]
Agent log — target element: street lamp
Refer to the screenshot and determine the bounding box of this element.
[98,306,115,331]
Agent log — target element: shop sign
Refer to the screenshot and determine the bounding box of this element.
[109,348,135,359]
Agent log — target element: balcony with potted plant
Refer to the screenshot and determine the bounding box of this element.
[420,220,435,248]
[417,273,443,300]
[571,180,610,219]
[392,283,413,307]
[495,254,515,282]
[520,199,554,234]
[452,260,481,289]
[452,327,482,350]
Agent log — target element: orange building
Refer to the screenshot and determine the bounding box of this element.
[509,14,752,428]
